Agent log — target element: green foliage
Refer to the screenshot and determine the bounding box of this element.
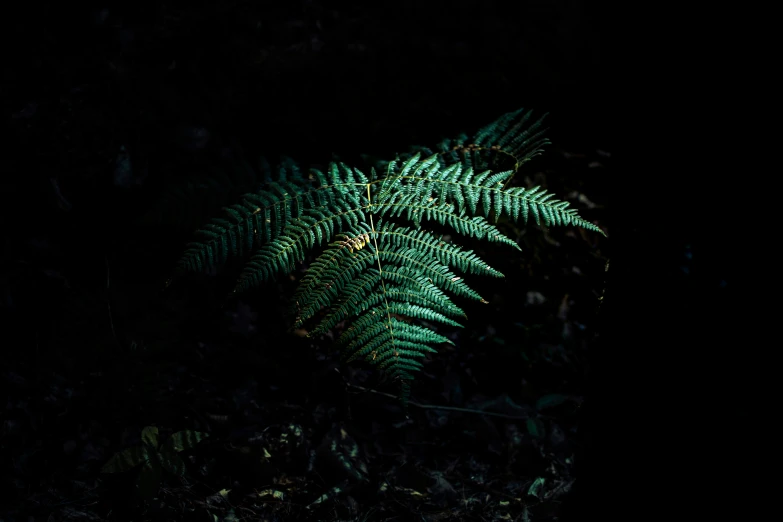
[101,426,209,500]
[173,109,604,405]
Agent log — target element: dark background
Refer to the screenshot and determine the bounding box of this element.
[1,1,736,520]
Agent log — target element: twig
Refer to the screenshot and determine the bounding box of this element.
[345,382,529,420]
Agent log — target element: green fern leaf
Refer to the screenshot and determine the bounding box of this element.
[175,108,603,405]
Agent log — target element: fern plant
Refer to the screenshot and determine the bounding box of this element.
[173,108,604,404]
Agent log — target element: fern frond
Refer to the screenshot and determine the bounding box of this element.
[374,223,505,278]
[374,108,550,179]
[175,108,604,406]
[296,221,482,334]
[175,160,367,276]
[234,197,367,292]
[377,153,605,234]
[373,194,521,248]
[471,107,550,165]
[340,313,443,384]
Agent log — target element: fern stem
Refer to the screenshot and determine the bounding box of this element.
[367,183,401,371]
[346,383,530,420]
